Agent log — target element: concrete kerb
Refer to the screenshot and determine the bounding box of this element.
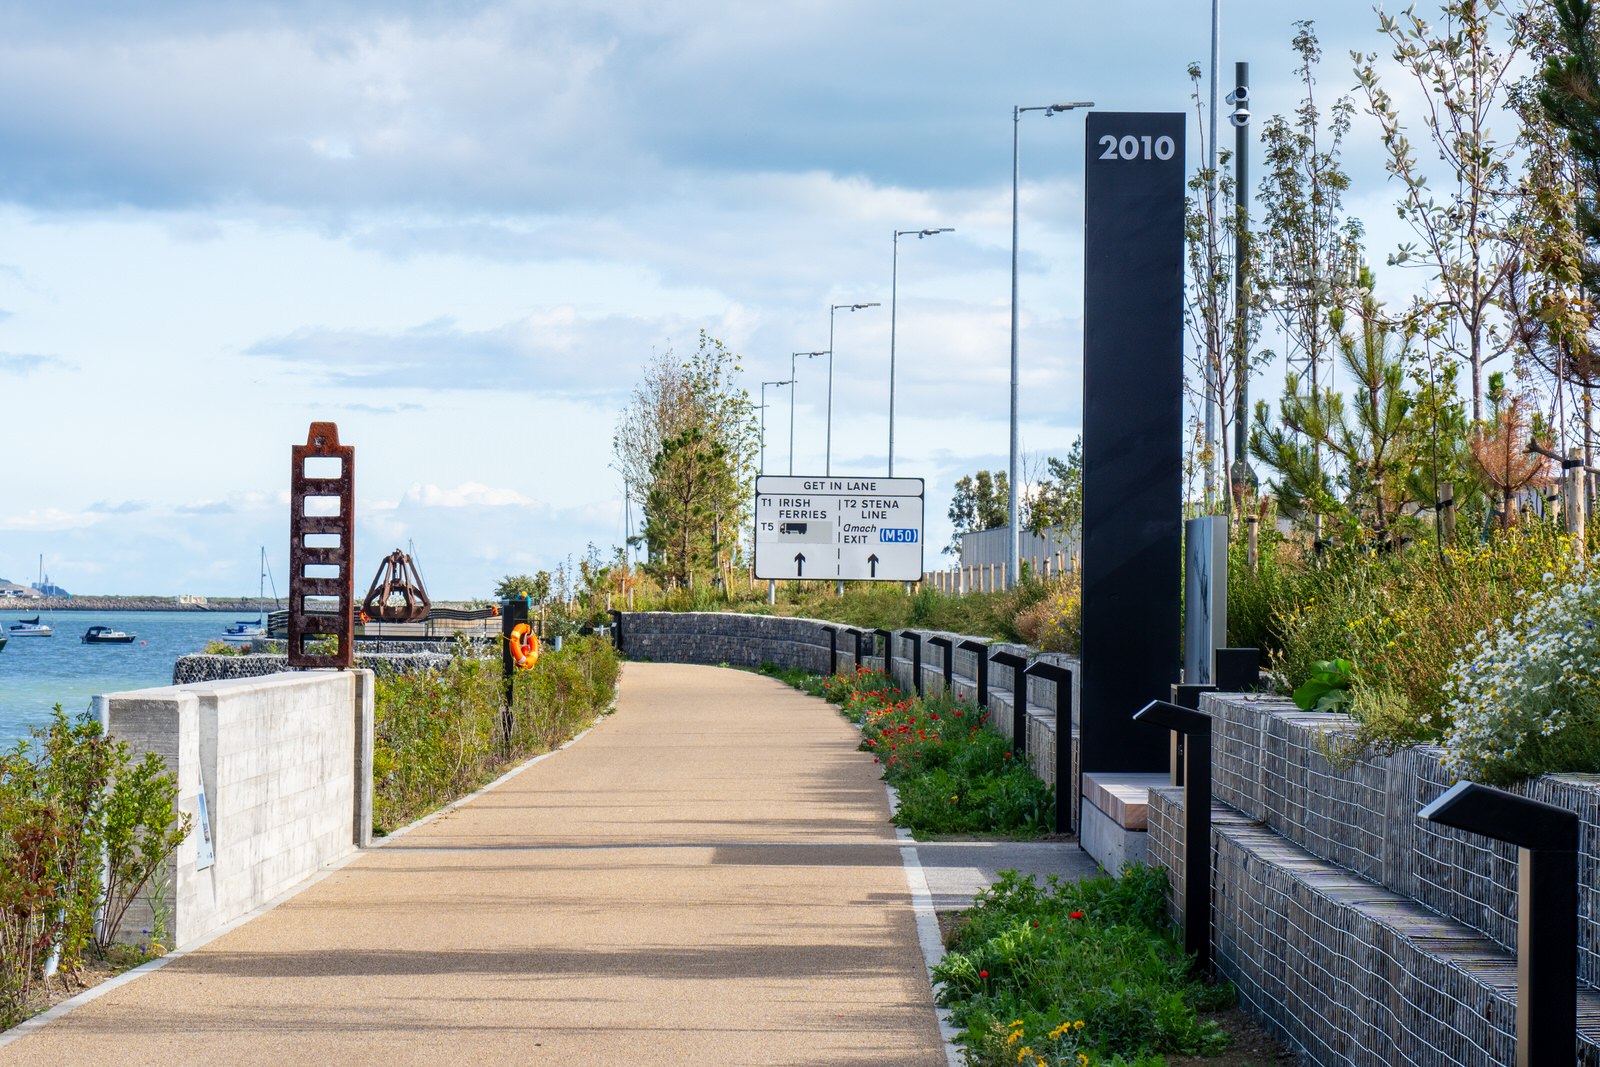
[0,713,609,1050]
[886,783,964,1067]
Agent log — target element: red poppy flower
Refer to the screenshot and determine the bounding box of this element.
[1070,911,1085,920]
[979,970,988,978]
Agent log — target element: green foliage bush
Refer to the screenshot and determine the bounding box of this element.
[934,867,1231,1066]
[0,708,189,1027]
[372,635,619,833]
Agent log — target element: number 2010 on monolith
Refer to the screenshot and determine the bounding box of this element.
[752,476,924,581]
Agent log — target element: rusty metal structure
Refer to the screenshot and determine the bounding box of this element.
[289,422,355,669]
[362,549,431,623]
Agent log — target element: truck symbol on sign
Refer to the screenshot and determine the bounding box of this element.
[779,522,807,535]
[879,528,918,543]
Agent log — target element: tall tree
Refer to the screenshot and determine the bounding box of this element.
[1258,20,1364,509]
[1354,0,1533,424]
[612,331,758,550]
[1024,439,1083,538]
[945,470,1009,555]
[638,427,736,588]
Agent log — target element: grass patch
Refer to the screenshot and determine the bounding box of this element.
[934,867,1234,1066]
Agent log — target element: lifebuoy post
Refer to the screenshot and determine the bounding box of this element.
[500,596,531,752]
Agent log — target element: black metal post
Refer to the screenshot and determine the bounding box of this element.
[1167,684,1216,787]
[927,636,954,694]
[1026,661,1073,834]
[990,649,1030,758]
[501,597,531,757]
[1214,648,1260,692]
[845,627,864,672]
[1420,782,1579,1067]
[958,639,989,707]
[872,628,892,679]
[607,609,624,655]
[906,631,923,696]
[823,626,839,675]
[1134,699,1212,974]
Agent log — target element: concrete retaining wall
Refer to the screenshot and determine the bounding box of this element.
[98,670,374,949]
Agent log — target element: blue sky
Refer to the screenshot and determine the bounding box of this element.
[0,1,1490,596]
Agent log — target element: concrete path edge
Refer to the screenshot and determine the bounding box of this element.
[0,721,604,1051]
[886,783,964,1067]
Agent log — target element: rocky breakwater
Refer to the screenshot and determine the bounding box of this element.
[174,652,452,685]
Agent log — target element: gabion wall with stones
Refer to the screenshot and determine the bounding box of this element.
[173,652,451,685]
[619,611,1080,830]
[1146,692,1600,1065]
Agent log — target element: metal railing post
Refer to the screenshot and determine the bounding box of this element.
[871,628,892,679]
[906,631,923,696]
[1420,782,1579,1067]
[1025,661,1073,834]
[1134,699,1213,974]
[989,649,1029,757]
[607,609,624,656]
[957,639,989,707]
[927,636,954,694]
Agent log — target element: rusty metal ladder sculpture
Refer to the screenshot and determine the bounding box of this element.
[289,422,355,669]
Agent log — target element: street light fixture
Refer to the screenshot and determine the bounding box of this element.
[827,302,879,476]
[760,379,792,475]
[890,228,953,477]
[789,352,827,475]
[1009,101,1092,589]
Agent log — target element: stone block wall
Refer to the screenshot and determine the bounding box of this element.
[98,670,374,949]
[1146,694,1600,1065]
[174,652,450,685]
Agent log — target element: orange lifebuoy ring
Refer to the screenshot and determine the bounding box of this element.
[508,623,539,668]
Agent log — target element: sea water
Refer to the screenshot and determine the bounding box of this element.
[0,611,241,745]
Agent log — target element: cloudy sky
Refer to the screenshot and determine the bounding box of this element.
[0,1,1491,597]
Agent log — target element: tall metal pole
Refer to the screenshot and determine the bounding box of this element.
[790,352,824,476]
[760,380,790,475]
[889,231,901,477]
[1010,106,1022,590]
[890,229,953,478]
[1231,61,1251,502]
[1206,0,1221,508]
[828,306,837,477]
[1008,104,1092,589]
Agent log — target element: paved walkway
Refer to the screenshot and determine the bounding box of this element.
[4,664,960,1066]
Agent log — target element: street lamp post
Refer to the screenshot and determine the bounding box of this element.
[827,302,879,476]
[790,352,826,476]
[760,379,792,475]
[890,228,953,477]
[1009,102,1093,590]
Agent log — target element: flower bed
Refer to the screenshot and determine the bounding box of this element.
[933,867,1233,1066]
[775,665,1055,838]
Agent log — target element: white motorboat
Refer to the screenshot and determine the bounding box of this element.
[8,615,52,637]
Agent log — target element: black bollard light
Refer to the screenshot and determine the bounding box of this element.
[1420,781,1579,1067]
[927,636,954,695]
[989,649,1030,758]
[957,638,989,707]
[822,625,839,675]
[1133,698,1212,974]
[1026,661,1073,834]
[844,627,865,672]
[1167,683,1216,788]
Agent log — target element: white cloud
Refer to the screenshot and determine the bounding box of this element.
[403,481,532,508]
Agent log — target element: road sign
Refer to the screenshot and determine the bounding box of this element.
[753,476,924,581]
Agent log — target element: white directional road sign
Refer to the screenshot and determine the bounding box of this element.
[753,476,924,581]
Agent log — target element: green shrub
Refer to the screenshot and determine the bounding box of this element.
[372,636,619,833]
[935,867,1231,1065]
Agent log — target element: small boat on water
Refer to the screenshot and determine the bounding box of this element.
[82,625,136,644]
[0,635,7,652]
[9,615,53,637]
[219,620,265,645]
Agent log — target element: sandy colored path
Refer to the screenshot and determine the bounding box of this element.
[3,663,946,1067]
